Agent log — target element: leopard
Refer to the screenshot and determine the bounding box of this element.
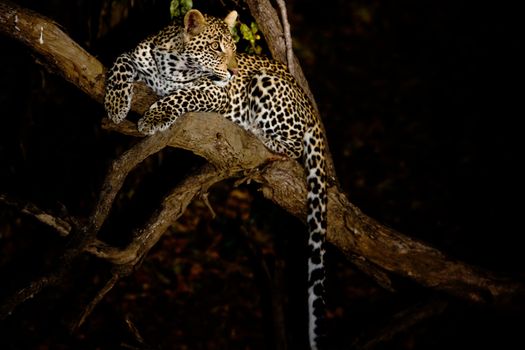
[104,9,328,349]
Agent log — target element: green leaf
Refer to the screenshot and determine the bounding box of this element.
[231,26,241,43]
[250,21,258,34]
[170,0,193,19]
[239,23,253,42]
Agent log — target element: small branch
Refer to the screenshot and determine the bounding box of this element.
[200,192,217,219]
[73,272,120,331]
[275,0,295,76]
[0,194,72,236]
[84,163,233,266]
[87,120,190,239]
[0,274,60,320]
[123,315,150,348]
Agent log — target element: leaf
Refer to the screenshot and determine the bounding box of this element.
[170,0,193,19]
[250,21,258,34]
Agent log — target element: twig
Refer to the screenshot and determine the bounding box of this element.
[275,0,295,76]
[0,274,60,320]
[73,272,120,331]
[200,192,217,219]
[124,315,149,347]
[0,194,72,236]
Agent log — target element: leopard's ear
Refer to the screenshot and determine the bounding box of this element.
[224,11,238,30]
[184,9,207,36]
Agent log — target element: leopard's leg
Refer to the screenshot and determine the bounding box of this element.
[104,53,138,123]
[137,80,229,135]
[247,74,306,158]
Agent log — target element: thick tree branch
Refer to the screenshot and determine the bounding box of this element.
[0,0,104,102]
[1,0,524,312]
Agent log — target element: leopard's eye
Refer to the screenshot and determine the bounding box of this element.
[210,42,220,51]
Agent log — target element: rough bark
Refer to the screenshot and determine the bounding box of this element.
[0,0,524,321]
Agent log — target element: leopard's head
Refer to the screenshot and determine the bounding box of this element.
[177,9,238,84]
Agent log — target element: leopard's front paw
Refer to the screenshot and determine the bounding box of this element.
[137,117,158,135]
[137,109,174,135]
[104,82,132,124]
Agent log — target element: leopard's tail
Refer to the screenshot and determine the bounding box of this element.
[303,126,328,350]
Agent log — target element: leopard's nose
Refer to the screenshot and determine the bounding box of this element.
[228,67,238,76]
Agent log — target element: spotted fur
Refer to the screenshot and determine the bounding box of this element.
[104,9,327,349]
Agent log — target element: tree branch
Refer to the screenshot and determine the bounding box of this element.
[0,194,72,236]
[1,0,524,314]
[275,0,295,76]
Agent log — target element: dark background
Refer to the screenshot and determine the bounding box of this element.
[0,0,523,349]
